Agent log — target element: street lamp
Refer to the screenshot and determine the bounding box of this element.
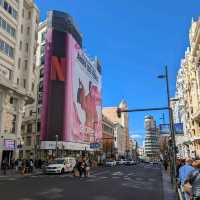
[158,65,177,185]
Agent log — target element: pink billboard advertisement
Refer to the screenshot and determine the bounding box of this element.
[64,34,102,144]
[40,11,102,150]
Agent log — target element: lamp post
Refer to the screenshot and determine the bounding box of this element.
[31,78,40,163]
[158,65,177,185]
[55,134,58,158]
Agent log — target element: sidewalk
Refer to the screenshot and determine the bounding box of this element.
[0,168,43,179]
[162,169,177,200]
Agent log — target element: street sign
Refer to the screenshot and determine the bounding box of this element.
[90,143,100,149]
[174,123,184,135]
[159,123,184,135]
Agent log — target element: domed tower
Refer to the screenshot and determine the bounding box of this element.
[119,100,129,153]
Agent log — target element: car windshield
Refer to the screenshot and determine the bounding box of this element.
[49,159,64,164]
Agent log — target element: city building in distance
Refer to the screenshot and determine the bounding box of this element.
[144,115,160,161]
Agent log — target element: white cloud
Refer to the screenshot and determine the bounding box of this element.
[130,134,144,139]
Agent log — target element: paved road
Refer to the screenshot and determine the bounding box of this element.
[0,163,163,200]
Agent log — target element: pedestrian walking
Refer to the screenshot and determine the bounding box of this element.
[29,159,34,173]
[77,158,82,178]
[163,159,168,171]
[15,159,19,172]
[81,158,87,178]
[2,159,7,175]
[21,160,26,175]
[18,159,22,172]
[184,160,200,200]
[85,158,91,177]
[180,158,194,200]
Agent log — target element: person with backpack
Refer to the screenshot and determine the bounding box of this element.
[185,160,200,200]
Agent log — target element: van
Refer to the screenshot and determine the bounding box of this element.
[45,157,76,174]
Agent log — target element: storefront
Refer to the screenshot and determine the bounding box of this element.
[0,139,16,167]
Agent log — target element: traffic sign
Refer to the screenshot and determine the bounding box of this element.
[90,143,100,149]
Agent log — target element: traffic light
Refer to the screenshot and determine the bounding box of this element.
[117,107,121,118]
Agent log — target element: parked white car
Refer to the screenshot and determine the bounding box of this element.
[117,159,126,165]
[105,160,116,167]
[125,160,136,165]
[45,157,76,174]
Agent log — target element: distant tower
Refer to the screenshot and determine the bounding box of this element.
[119,100,129,152]
[144,115,160,161]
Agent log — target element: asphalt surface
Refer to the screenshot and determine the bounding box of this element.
[0,163,163,200]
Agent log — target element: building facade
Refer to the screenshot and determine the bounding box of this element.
[102,100,129,157]
[113,123,126,159]
[0,0,39,165]
[22,11,102,160]
[144,115,160,161]
[174,18,200,158]
[102,115,115,159]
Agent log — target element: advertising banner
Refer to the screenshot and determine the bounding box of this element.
[159,124,170,135]
[159,123,184,135]
[64,33,102,144]
[174,123,184,135]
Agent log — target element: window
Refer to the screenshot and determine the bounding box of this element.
[0,39,14,58]
[17,78,19,85]
[21,24,23,33]
[29,110,32,116]
[37,122,41,132]
[36,135,40,145]
[39,81,43,92]
[33,64,35,72]
[22,9,24,18]
[21,125,25,131]
[23,79,26,88]
[25,43,29,52]
[18,58,21,69]
[40,44,45,55]
[28,11,31,19]
[40,68,44,78]
[1,18,6,29]
[10,97,13,104]
[27,124,32,133]
[40,55,45,65]
[24,60,28,70]
[11,114,16,133]
[26,137,31,146]
[19,41,22,50]
[2,1,17,19]
[3,1,8,10]
[41,31,46,42]
[31,83,34,91]
[27,27,30,35]
[38,93,43,104]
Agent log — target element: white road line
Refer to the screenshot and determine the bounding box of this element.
[91,170,110,176]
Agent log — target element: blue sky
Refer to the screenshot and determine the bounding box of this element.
[35,0,200,145]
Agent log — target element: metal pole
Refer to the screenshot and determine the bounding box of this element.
[35,82,40,162]
[165,65,177,184]
[160,113,165,124]
[55,135,58,158]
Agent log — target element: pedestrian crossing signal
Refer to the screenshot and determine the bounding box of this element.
[117,108,121,118]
